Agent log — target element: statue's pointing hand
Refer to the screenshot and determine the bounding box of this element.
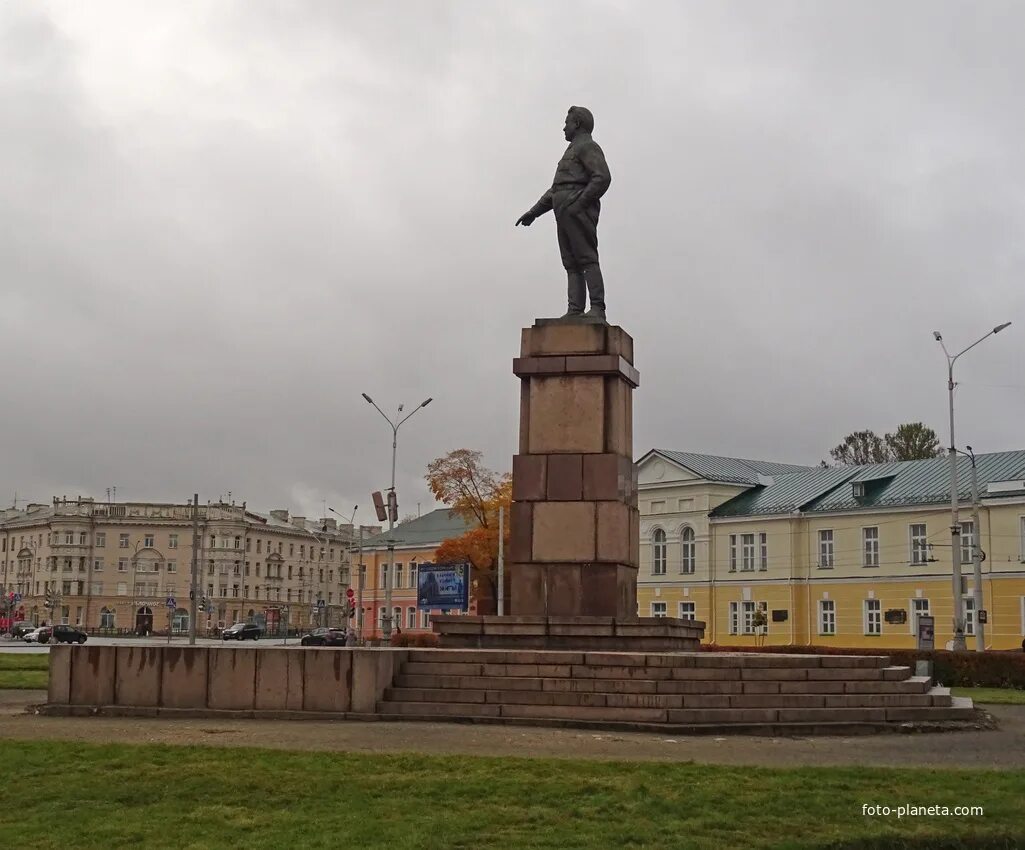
[515,211,536,227]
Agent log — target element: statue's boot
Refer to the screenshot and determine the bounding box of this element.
[583,265,606,320]
[562,271,585,318]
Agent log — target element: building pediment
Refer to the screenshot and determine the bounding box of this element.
[637,453,699,486]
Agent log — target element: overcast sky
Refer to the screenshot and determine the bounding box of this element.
[2,1,1023,521]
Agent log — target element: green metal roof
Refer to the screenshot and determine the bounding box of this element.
[712,451,1025,518]
[647,449,816,485]
[361,508,475,550]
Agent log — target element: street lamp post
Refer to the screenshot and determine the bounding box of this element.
[329,505,361,639]
[933,322,1011,651]
[361,393,432,641]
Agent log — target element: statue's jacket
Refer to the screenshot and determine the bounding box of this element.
[529,132,611,217]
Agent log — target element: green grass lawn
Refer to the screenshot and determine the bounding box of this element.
[0,652,48,689]
[0,741,1021,849]
[953,687,1025,705]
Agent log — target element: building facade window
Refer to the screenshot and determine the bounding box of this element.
[680,527,695,574]
[407,607,416,629]
[819,600,836,635]
[818,530,834,568]
[909,524,928,565]
[96,532,105,548]
[118,559,128,572]
[395,564,403,589]
[679,601,696,621]
[169,534,178,550]
[119,534,129,549]
[759,532,768,571]
[964,596,975,636]
[651,601,667,617]
[740,534,755,571]
[729,535,737,572]
[651,529,666,575]
[144,534,154,548]
[864,599,881,635]
[99,607,115,629]
[93,558,103,572]
[960,521,975,566]
[863,527,879,567]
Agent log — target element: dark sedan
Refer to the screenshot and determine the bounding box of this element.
[50,625,88,644]
[300,627,347,647]
[222,622,262,641]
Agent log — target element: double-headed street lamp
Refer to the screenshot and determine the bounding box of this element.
[362,393,432,640]
[933,322,1011,650]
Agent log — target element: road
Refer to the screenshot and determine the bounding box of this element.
[0,635,297,654]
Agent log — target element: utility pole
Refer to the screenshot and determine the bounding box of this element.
[967,447,986,652]
[934,322,1011,650]
[189,494,199,645]
[497,505,505,616]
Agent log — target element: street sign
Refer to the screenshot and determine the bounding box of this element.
[166,596,176,610]
[345,588,355,599]
[317,599,326,609]
[13,593,21,604]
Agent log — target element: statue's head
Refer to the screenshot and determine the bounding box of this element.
[564,105,594,140]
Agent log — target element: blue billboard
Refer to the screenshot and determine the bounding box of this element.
[417,561,470,611]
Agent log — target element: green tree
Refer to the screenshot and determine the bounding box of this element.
[828,430,892,466]
[885,422,943,461]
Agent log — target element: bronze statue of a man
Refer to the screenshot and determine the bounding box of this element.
[516,106,611,320]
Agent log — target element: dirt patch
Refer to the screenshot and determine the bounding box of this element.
[3,689,1022,769]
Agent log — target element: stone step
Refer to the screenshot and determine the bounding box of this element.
[404,649,890,670]
[399,662,914,684]
[376,699,975,725]
[394,672,930,696]
[383,686,946,710]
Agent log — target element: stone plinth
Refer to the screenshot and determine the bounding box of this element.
[509,318,640,619]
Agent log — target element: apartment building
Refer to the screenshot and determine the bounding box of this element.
[0,497,378,634]
[637,449,1025,650]
[357,508,476,638]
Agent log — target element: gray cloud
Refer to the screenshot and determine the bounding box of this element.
[1,1,1022,518]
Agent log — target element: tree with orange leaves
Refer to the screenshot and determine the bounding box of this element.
[426,449,511,613]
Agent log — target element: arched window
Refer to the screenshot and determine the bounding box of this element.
[652,529,667,575]
[99,607,115,629]
[681,527,696,574]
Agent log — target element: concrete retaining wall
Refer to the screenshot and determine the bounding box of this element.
[47,645,406,717]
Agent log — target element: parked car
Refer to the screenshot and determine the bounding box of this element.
[51,625,88,644]
[222,622,262,641]
[10,621,37,639]
[300,627,347,647]
[23,626,51,643]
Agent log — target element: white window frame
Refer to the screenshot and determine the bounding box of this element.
[819,599,836,635]
[728,601,739,635]
[679,601,696,621]
[652,529,667,575]
[909,523,928,566]
[407,607,416,629]
[680,527,695,574]
[740,534,755,572]
[910,598,930,635]
[963,596,975,636]
[95,532,105,548]
[758,532,768,571]
[959,521,975,566]
[864,599,881,636]
[741,600,756,634]
[650,601,667,618]
[144,534,154,549]
[728,535,737,572]
[169,534,178,550]
[818,530,834,568]
[862,526,879,568]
